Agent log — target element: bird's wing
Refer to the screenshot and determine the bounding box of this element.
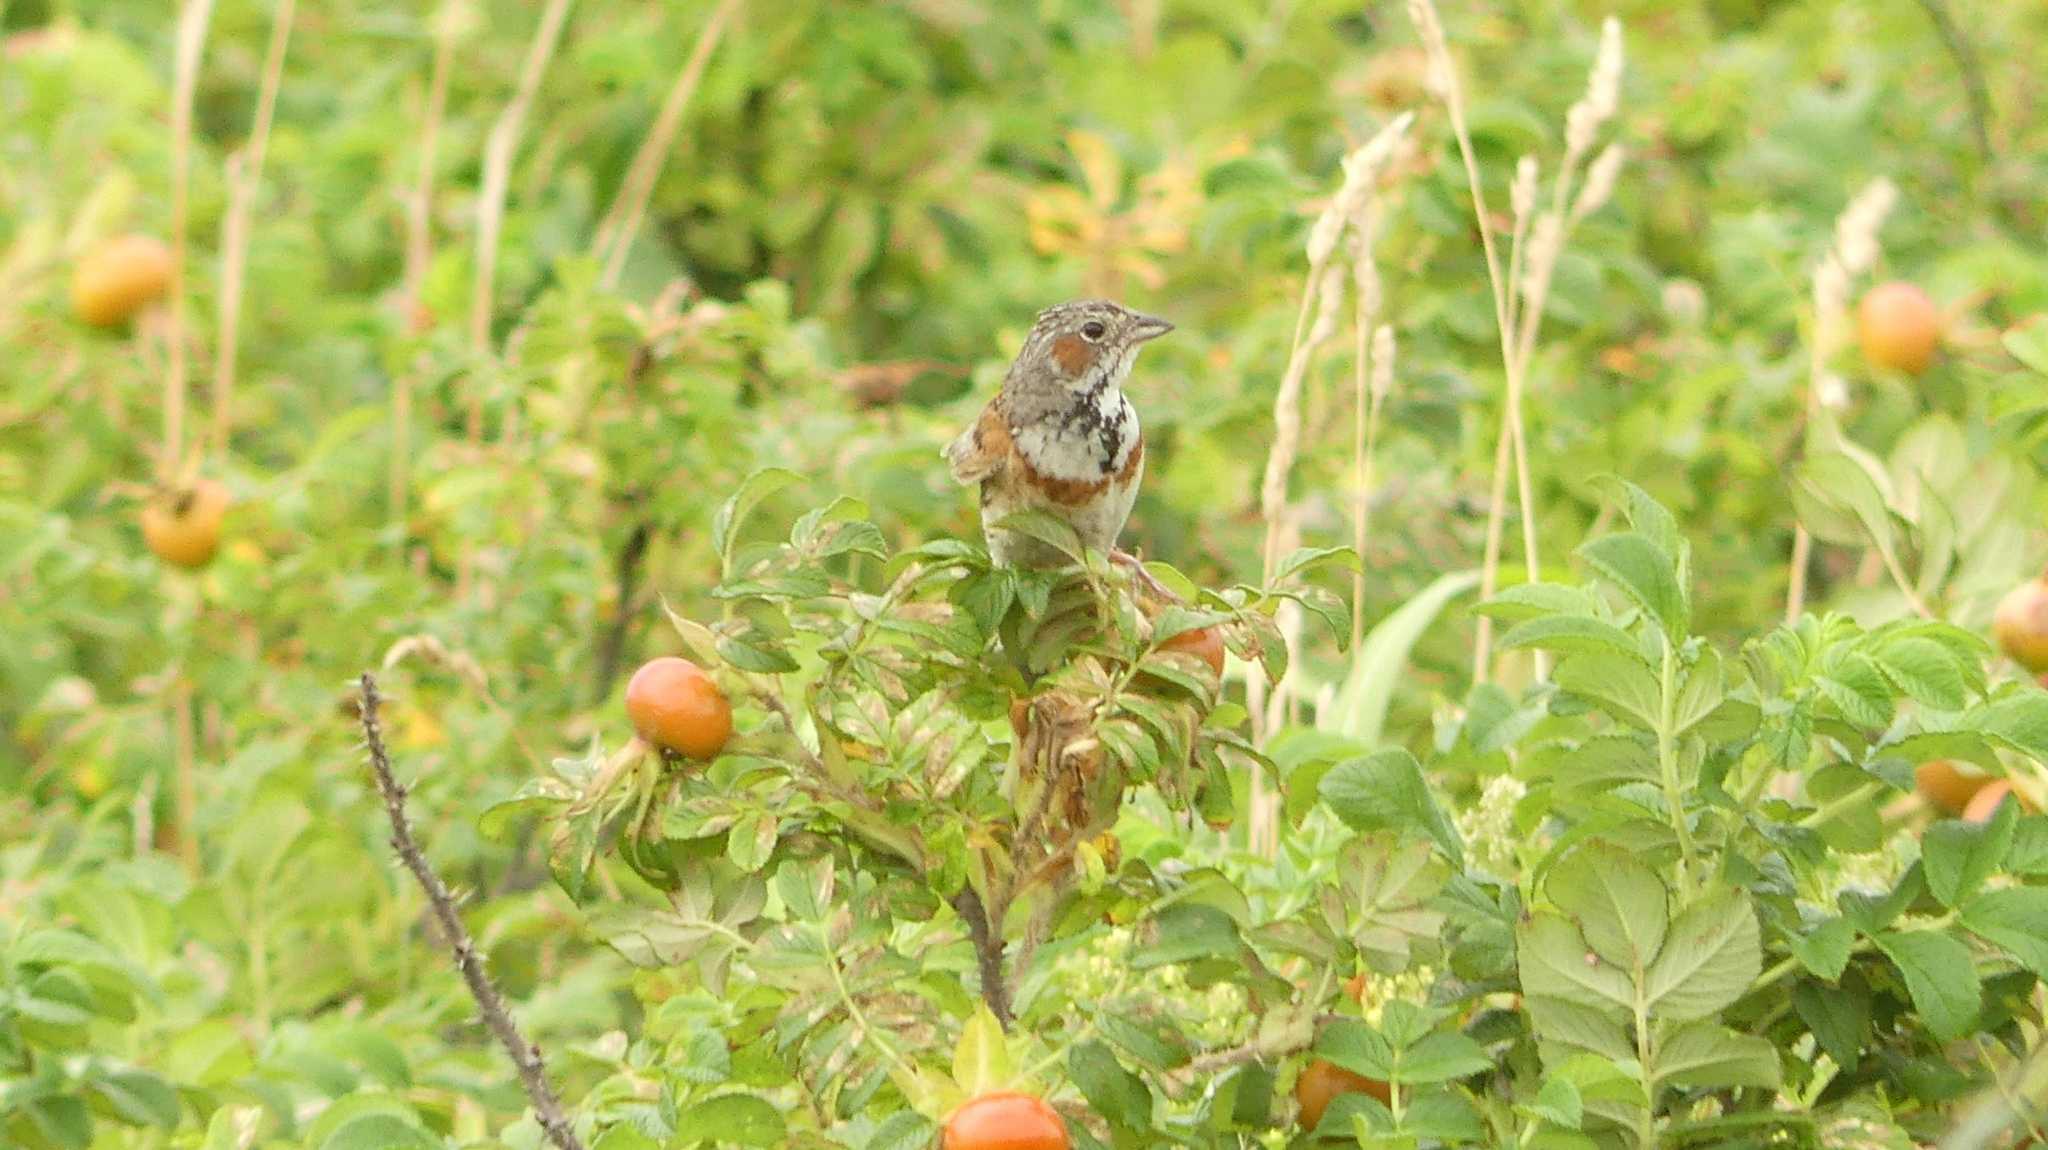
[943,401,1011,485]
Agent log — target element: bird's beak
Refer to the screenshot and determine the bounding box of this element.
[1128,314,1175,343]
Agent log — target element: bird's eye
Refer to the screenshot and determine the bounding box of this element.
[1080,321,1108,341]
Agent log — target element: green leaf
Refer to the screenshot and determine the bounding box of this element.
[1789,917,1855,981]
[952,1005,1012,1096]
[1643,890,1760,1022]
[1473,581,1599,623]
[678,1093,787,1147]
[1963,691,2048,763]
[1530,1076,1584,1129]
[993,508,1086,563]
[1792,978,1868,1072]
[1960,887,2048,978]
[1872,637,1968,710]
[1872,929,1980,1040]
[1655,1021,1781,1089]
[1324,569,1482,745]
[1818,653,1895,730]
[1315,1018,1396,1079]
[726,811,778,873]
[1545,844,1669,972]
[1499,615,1648,662]
[863,1112,938,1150]
[1553,652,1663,730]
[1921,805,2016,907]
[320,1116,437,1150]
[1135,903,1242,969]
[1396,1032,1494,1084]
[1577,533,1687,639]
[1070,1042,1151,1129]
[2004,322,2048,377]
[84,1067,181,1128]
[1318,748,1466,866]
[1516,912,1634,1015]
[713,468,801,566]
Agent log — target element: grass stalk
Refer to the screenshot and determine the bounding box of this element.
[209,0,296,461]
[467,0,574,442]
[592,0,742,290]
[394,6,457,535]
[164,0,217,482]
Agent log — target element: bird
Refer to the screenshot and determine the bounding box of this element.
[944,299,1173,571]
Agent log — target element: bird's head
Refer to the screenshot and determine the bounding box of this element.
[1007,298,1173,397]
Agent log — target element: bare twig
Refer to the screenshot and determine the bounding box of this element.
[164,0,217,481]
[591,0,742,289]
[468,0,574,441]
[210,0,295,460]
[356,673,586,1150]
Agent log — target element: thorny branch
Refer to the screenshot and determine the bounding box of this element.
[356,673,586,1150]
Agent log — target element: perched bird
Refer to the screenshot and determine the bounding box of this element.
[945,299,1173,569]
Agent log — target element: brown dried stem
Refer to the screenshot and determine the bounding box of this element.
[355,673,586,1150]
[209,0,295,460]
[467,0,574,442]
[164,0,217,482]
[392,6,456,533]
[591,0,741,290]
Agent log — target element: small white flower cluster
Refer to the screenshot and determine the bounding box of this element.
[1047,928,1251,1047]
[1456,774,1527,876]
[1811,177,1899,371]
[1355,964,1438,1028]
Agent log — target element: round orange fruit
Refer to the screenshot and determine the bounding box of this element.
[625,657,733,760]
[1915,761,1995,817]
[1295,1058,1392,1131]
[72,234,174,327]
[943,1091,1069,1150]
[1856,281,1941,375]
[140,479,230,569]
[1994,577,2048,673]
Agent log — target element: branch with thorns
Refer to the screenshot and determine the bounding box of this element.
[355,673,586,1150]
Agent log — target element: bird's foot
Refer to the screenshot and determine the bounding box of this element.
[1111,548,1181,603]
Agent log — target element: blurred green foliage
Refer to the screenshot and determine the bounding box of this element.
[3,0,2047,1146]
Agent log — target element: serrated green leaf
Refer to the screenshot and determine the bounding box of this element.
[1792,978,1869,1072]
[1922,805,2015,907]
[679,1093,787,1147]
[1546,844,1669,972]
[1318,748,1464,866]
[1643,891,1760,1022]
[1517,912,1635,1015]
[1960,887,2048,978]
[1578,533,1687,639]
[1070,1041,1151,1129]
[714,468,802,566]
[1553,652,1662,730]
[1655,1021,1781,1089]
[1499,615,1648,661]
[1873,929,1980,1040]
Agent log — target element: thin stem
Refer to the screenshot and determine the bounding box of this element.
[1656,636,1700,889]
[356,674,587,1150]
[394,5,456,535]
[468,0,574,442]
[172,678,198,871]
[1798,781,1884,829]
[592,0,742,289]
[820,922,917,1081]
[209,0,295,460]
[163,0,217,482]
